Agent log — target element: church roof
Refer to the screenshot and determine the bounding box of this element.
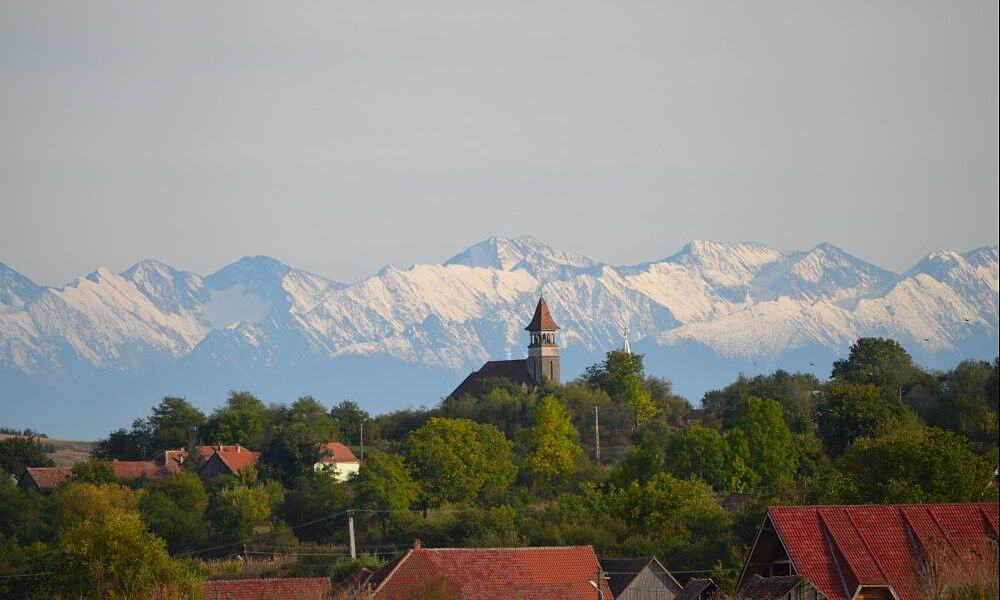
[524,297,559,331]
[449,359,534,399]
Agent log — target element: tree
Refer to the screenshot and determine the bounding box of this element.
[148,397,205,452]
[71,459,116,485]
[645,376,692,424]
[93,421,153,460]
[702,370,822,433]
[522,396,584,488]
[207,484,275,544]
[816,382,903,456]
[0,478,47,545]
[0,435,53,477]
[282,474,348,542]
[584,350,645,400]
[331,400,372,445]
[138,472,209,553]
[201,391,268,447]
[663,425,758,493]
[730,397,797,483]
[356,450,420,514]
[842,427,996,504]
[831,338,925,393]
[49,483,199,598]
[262,397,340,485]
[584,351,658,424]
[405,418,516,506]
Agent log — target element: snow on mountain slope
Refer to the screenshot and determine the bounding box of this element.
[1,261,44,313]
[762,243,897,304]
[0,238,996,393]
[664,239,786,289]
[446,236,598,279]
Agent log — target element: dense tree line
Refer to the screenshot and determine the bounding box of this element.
[1,338,996,597]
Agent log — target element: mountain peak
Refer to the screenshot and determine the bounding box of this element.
[0,261,44,309]
[666,240,785,287]
[445,236,597,277]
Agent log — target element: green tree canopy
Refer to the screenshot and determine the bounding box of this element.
[201,391,269,447]
[816,381,904,456]
[664,425,758,493]
[831,337,926,393]
[522,396,584,488]
[207,483,276,544]
[138,472,209,554]
[0,435,53,477]
[842,426,996,504]
[282,474,348,542]
[330,400,372,445]
[49,483,199,598]
[730,397,797,483]
[405,418,516,506]
[356,449,420,515]
[148,397,205,452]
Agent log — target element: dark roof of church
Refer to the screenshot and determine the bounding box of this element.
[449,359,534,399]
[524,297,559,331]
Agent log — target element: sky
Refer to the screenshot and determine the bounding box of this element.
[1,1,997,286]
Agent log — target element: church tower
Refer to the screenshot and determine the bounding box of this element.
[525,297,560,385]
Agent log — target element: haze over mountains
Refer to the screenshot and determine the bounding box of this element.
[2,236,997,438]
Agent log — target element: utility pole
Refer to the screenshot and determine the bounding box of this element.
[594,406,601,464]
[348,511,357,560]
[359,422,364,461]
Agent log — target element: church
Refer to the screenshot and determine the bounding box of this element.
[449,297,560,399]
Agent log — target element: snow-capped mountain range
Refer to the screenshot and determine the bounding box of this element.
[2,237,997,438]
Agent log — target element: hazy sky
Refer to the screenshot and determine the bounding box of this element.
[1,1,997,286]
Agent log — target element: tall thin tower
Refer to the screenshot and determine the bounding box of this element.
[525,297,560,385]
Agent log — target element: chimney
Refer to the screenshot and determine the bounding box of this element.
[413,539,422,549]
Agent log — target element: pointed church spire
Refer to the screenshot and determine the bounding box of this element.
[622,323,631,354]
[524,297,559,331]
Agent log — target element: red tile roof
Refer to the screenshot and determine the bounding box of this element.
[19,467,73,491]
[203,577,331,600]
[366,545,613,600]
[210,448,261,474]
[524,297,559,331]
[110,460,179,480]
[318,442,359,464]
[759,503,999,600]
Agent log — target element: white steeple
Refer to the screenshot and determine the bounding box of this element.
[622,322,631,354]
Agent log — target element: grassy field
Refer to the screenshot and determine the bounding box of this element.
[0,433,93,467]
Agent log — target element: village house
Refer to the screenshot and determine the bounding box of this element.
[449,297,561,399]
[17,466,74,492]
[340,540,614,599]
[197,444,261,478]
[314,441,360,482]
[203,577,332,600]
[17,460,178,492]
[600,556,683,600]
[736,503,999,600]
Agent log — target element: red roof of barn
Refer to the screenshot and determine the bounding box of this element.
[318,442,359,464]
[365,544,612,600]
[203,577,331,600]
[748,503,999,600]
[524,297,559,331]
[19,467,73,491]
